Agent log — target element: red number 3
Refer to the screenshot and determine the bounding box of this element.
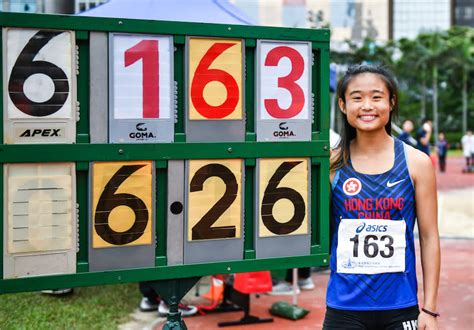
[191,43,239,119]
[264,46,305,119]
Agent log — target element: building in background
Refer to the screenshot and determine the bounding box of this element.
[282,0,307,28]
[453,0,474,27]
[0,0,106,13]
[327,0,389,49]
[75,0,108,13]
[232,0,389,49]
[1,0,38,12]
[392,0,451,40]
[231,0,472,50]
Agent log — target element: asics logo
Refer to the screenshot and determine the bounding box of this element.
[386,179,405,188]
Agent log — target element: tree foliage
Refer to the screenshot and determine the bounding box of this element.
[331,27,474,137]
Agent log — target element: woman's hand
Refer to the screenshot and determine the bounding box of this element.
[418,311,439,329]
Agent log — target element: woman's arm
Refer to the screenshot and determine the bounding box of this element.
[408,147,441,329]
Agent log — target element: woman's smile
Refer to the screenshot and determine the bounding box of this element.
[358,114,377,122]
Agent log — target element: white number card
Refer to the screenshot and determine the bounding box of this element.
[337,219,406,274]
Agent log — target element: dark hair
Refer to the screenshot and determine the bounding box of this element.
[420,117,431,125]
[331,64,399,171]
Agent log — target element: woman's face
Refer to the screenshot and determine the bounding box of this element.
[339,73,393,133]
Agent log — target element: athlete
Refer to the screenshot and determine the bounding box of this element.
[324,64,440,330]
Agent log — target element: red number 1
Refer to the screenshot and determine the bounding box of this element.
[124,40,159,118]
[264,46,305,119]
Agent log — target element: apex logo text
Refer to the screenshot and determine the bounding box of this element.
[19,129,61,137]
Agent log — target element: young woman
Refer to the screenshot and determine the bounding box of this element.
[324,65,440,330]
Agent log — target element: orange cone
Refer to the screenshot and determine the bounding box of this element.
[198,275,225,313]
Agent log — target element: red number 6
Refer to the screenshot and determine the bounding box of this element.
[191,43,239,119]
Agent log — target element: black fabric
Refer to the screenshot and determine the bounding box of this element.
[285,267,311,282]
[139,281,161,303]
[323,305,420,330]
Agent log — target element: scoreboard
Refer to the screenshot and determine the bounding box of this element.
[0,12,330,294]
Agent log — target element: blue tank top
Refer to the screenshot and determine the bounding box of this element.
[327,138,418,310]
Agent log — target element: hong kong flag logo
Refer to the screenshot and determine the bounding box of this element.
[343,178,362,196]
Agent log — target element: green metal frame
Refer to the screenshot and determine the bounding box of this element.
[0,12,330,294]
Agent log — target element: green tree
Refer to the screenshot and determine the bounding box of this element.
[397,37,429,119]
[445,27,474,134]
[333,37,396,66]
[415,31,450,141]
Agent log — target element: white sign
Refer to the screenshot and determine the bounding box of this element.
[112,34,173,119]
[4,163,77,279]
[337,219,406,274]
[6,28,74,119]
[258,41,310,120]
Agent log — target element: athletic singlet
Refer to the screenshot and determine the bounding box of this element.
[327,138,418,311]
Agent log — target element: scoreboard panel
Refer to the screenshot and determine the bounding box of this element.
[0,12,330,294]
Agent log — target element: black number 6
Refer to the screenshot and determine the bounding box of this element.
[261,161,306,235]
[95,165,149,245]
[8,30,69,117]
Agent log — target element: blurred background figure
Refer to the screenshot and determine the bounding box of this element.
[416,118,433,155]
[461,130,474,171]
[269,268,315,295]
[398,120,416,147]
[436,132,449,172]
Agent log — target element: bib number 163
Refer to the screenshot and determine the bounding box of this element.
[337,219,406,274]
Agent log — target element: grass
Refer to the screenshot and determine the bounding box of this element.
[0,283,139,330]
[447,149,463,157]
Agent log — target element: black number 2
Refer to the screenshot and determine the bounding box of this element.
[261,161,306,235]
[8,30,70,117]
[95,165,149,245]
[190,164,238,240]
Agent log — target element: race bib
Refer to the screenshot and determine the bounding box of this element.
[337,219,406,274]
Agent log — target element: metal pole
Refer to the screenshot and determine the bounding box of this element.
[292,268,297,306]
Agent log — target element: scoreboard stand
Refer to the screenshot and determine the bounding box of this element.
[148,277,200,330]
[217,287,273,327]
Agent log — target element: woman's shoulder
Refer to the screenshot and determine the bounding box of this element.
[330,147,342,163]
[404,143,433,178]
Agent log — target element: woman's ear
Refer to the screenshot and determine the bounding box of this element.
[338,98,346,115]
[390,97,396,111]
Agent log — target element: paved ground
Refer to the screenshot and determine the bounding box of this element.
[435,156,474,192]
[121,156,474,330]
